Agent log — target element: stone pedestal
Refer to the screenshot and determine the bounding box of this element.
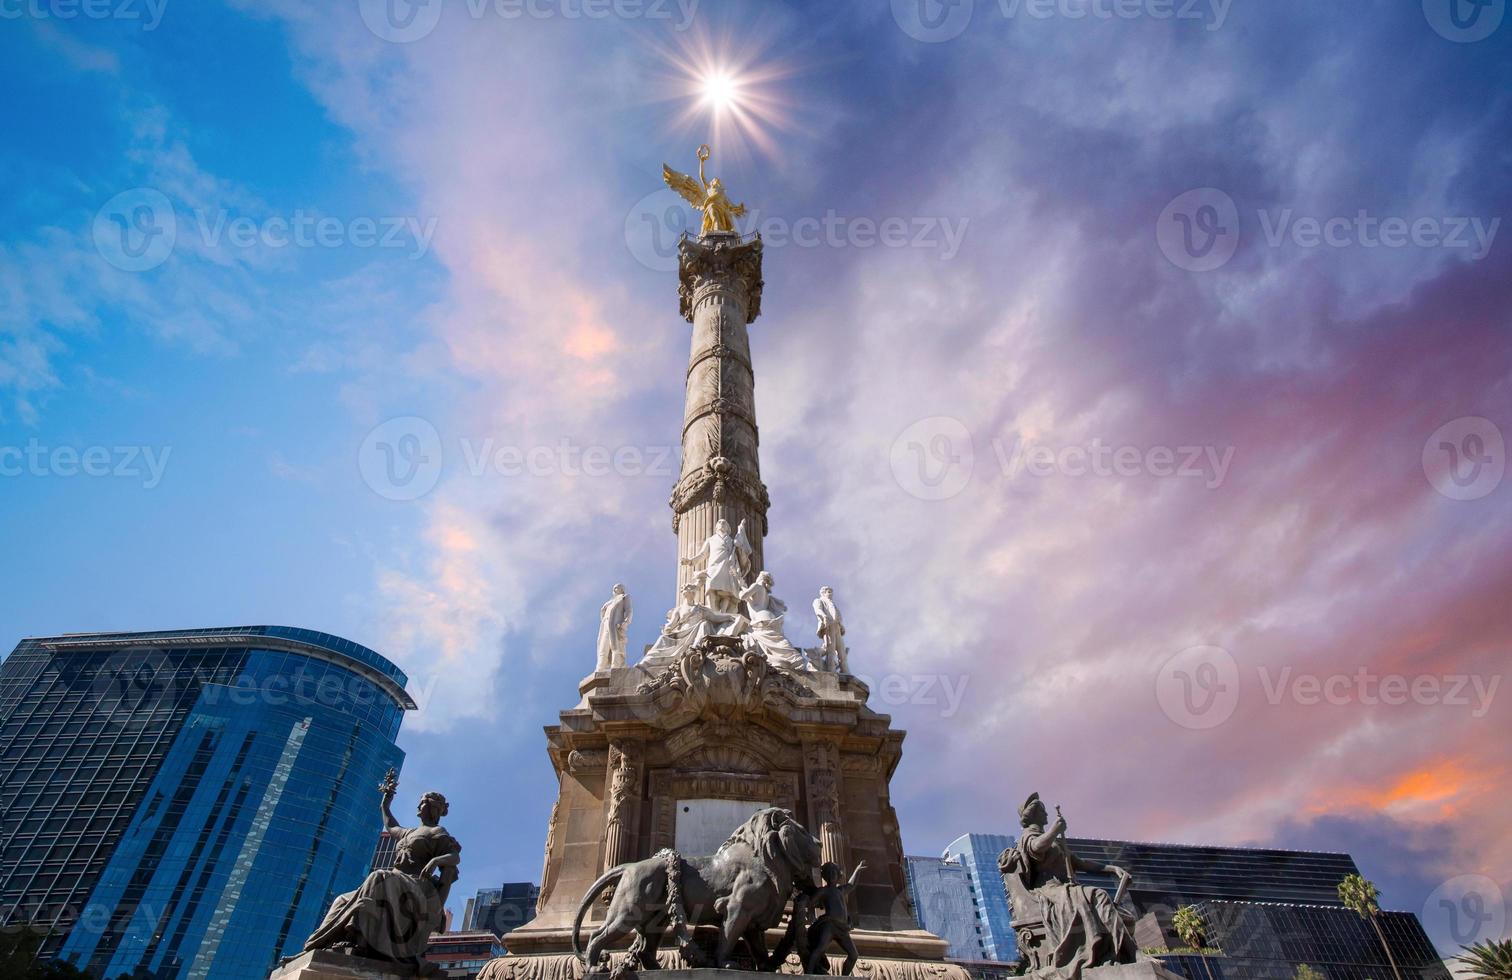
[479,958,970,980]
[1025,961,1187,980]
[268,950,416,980]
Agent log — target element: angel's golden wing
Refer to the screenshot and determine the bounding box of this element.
[662,165,704,210]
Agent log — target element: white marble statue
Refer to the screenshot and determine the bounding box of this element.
[596,584,633,670]
[812,585,848,673]
[680,518,752,614]
[645,583,743,661]
[737,571,811,672]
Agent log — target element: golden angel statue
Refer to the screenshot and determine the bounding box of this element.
[663,144,747,236]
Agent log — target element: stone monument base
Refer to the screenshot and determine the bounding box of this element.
[268,949,422,980]
[1025,959,1187,980]
[479,954,972,980]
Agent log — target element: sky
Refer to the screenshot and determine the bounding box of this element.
[1,0,1509,960]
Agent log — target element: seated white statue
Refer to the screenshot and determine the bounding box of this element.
[644,583,743,661]
[737,572,811,672]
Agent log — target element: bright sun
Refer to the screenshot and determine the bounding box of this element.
[701,72,737,113]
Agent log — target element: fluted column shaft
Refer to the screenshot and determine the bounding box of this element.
[670,233,770,592]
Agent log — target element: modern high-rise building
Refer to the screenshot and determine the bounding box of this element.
[463,883,540,941]
[426,930,507,979]
[942,833,1017,963]
[905,855,983,961]
[931,832,1449,980]
[1063,838,1448,980]
[0,626,414,980]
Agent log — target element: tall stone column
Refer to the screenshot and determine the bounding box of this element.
[602,740,642,872]
[671,233,770,593]
[803,738,847,868]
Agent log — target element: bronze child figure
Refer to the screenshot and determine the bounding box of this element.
[805,860,866,976]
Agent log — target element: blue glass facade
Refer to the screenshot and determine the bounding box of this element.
[0,627,413,980]
[905,855,981,960]
[942,833,1017,963]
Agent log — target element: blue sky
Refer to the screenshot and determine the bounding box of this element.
[2,0,1510,954]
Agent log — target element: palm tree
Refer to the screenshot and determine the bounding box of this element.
[1456,938,1512,980]
[1293,965,1326,980]
[1172,905,1216,980]
[1337,873,1404,980]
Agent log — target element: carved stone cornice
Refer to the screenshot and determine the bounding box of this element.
[677,234,765,324]
[668,457,771,532]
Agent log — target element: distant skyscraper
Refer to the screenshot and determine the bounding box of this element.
[905,855,982,960]
[464,883,540,941]
[426,929,507,978]
[0,626,414,980]
[942,833,1017,963]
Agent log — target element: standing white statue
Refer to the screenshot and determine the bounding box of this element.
[680,518,752,614]
[812,585,848,673]
[595,584,632,671]
[738,571,811,672]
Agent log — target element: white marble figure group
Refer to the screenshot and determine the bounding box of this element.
[594,518,851,674]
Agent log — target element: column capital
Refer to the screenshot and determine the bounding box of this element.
[678,232,765,324]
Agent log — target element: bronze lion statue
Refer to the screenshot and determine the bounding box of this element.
[573,807,822,972]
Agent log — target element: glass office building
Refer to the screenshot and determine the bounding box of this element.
[904,855,982,961]
[0,626,414,980]
[942,833,1016,963]
[462,882,540,941]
